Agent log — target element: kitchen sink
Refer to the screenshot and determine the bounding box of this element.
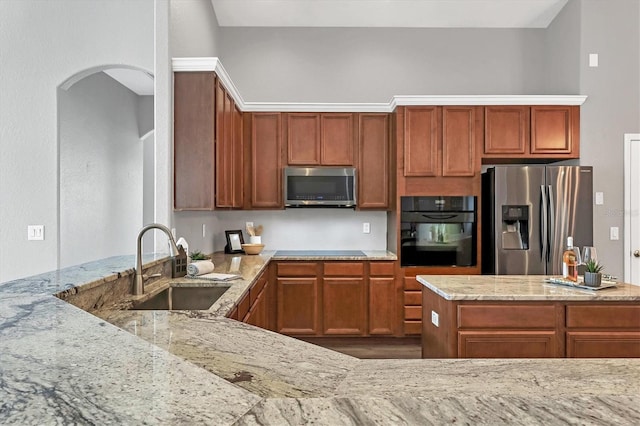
[131,286,230,310]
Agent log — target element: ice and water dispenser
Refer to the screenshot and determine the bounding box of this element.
[501,205,529,250]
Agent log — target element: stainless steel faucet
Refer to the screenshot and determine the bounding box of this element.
[134,223,181,295]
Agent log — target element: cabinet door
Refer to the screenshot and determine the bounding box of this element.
[442,106,479,177]
[458,331,557,358]
[530,106,578,156]
[369,277,395,335]
[566,332,640,358]
[250,113,283,208]
[484,106,529,155]
[287,113,320,165]
[173,72,215,210]
[215,81,234,208]
[323,278,366,335]
[277,277,318,334]
[321,113,354,165]
[404,106,441,177]
[358,113,390,209]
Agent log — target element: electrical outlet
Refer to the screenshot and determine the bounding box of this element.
[363,222,370,234]
[431,311,439,327]
[595,192,604,205]
[27,225,44,241]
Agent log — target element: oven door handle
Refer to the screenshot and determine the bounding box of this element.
[421,214,458,220]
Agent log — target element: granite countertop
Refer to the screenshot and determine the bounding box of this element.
[417,274,640,301]
[1,254,639,424]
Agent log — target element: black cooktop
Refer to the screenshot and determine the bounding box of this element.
[274,250,367,257]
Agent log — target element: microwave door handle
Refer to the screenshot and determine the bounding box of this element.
[540,185,548,263]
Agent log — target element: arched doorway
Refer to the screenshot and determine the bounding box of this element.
[57,65,154,268]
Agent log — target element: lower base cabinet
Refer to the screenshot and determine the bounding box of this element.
[275,260,398,337]
[422,288,640,358]
[228,267,274,331]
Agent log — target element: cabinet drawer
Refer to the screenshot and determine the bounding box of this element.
[404,291,422,306]
[566,305,640,329]
[277,262,318,277]
[370,262,395,276]
[458,305,557,329]
[404,276,422,291]
[405,305,422,320]
[324,262,364,276]
[404,321,422,335]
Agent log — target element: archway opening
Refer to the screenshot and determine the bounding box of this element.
[57,65,154,267]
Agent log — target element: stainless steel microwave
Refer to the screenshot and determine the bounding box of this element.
[284,167,356,207]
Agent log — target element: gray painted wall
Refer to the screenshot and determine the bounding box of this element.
[0,0,154,282]
[58,72,144,268]
[577,0,640,278]
[218,27,550,102]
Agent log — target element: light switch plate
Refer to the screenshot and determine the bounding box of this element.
[610,226,619,240]
[589,53,599,67]
[595,192,604,205]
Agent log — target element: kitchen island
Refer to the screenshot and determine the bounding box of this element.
[1,258,639,424]
[418,275,640,359]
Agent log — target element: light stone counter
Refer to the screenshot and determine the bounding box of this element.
[417,274,640,301]
[2,255,640,425]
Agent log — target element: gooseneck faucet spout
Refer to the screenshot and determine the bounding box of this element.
[134,223,180,295]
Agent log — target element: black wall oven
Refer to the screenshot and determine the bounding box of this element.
[400,196,477,267]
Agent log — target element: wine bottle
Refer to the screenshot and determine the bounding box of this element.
[562,236,579,282]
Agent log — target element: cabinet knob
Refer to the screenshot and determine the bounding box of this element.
[634,250,640,258]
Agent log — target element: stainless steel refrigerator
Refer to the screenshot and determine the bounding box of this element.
[482,166,593,275]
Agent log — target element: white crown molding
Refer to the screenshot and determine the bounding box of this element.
[172,57,588,112]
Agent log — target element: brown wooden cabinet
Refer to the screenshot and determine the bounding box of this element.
[174,73,243,210]
[173,72,216,210]
[403,106,480,178]
[287,113,355,166]
[565,305,640,358]
[276,262,319,335]
[215,81,243,208]
[422,287,639,358]
[358,113,390,209]
[248,113,283,209]
[369,262,396,335]
[230,267,273,330]
[322,262,366,335]
[403,276,423,335]
[483,105,579,159]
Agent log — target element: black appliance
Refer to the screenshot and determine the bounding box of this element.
[400,196,477,267]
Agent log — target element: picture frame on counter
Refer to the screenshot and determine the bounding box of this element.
[224,230,245,254]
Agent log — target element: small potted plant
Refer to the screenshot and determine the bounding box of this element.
[189,250,207,261]
[584,259,604,287]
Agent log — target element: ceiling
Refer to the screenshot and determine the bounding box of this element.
[211,0,569,29]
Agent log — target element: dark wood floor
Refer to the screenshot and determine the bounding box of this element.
[297,337,422,359]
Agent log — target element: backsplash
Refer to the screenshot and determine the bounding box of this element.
[173,209,388,254]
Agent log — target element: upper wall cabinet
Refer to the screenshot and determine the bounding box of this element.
[174,72,216,210]
[248,112,283,209]
[404,106,480,178]
[483,105,579,160]
[174,72,243,210]
[287,113,355,166]
[215,80,244,208]
[358,113,391,209]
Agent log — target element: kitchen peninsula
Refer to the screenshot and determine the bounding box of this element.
[1,255,639,424]
[418,275,640,359]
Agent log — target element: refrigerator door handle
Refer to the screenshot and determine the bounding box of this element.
[547,185,555,263]
[540,185,548,262]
